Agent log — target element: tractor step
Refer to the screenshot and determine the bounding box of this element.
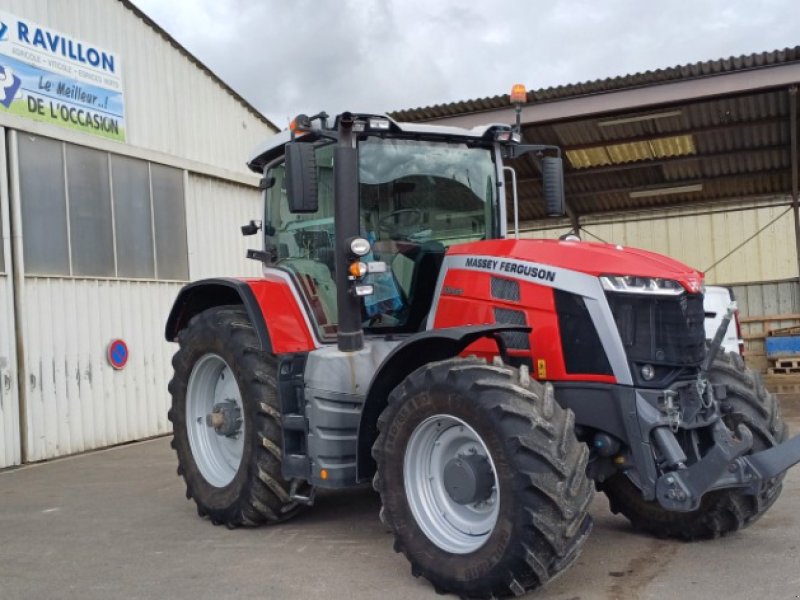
[278,354,311,480]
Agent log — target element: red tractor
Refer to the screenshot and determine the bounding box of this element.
[165,111,800,598]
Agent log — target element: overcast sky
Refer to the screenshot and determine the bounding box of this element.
[132,0,800,128]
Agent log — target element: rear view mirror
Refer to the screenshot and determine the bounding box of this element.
[285,142,318,213]
[541,156,565,217]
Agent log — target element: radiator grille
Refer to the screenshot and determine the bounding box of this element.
[605,291,706,366]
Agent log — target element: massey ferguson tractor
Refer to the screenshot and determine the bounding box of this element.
[165,111,800,598]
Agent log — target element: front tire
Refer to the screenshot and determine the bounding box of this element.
[600,350,788,540]
[373,358,594,598]
[168,305,304,526]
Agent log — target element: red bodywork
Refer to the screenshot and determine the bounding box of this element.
[243,274,318,354]
[241,239,704,380]
[448,239,704,291]
[434,239,704,383]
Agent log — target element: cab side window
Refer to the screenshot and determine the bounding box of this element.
[266,143,338,335]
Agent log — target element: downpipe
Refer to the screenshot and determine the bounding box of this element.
[333,113,365,352]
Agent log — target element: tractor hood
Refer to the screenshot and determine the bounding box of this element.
[448,238,704,293]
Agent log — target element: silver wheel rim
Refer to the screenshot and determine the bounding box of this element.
[403,414,500,554]
[186,353,245,487]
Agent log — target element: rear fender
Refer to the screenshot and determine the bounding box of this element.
[355,324,530,481]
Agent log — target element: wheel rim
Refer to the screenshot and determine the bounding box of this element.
[186,353,245,487]
[403,414,500,554]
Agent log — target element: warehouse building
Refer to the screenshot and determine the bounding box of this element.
[392,47,800,374]
[0,0,274,468]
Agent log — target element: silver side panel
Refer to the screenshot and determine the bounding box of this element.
[426,253,633,385]
[303,340,400,485]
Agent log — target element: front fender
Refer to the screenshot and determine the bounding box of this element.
[164,278,272,351]
[356,324,530,481]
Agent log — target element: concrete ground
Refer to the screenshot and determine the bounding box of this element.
[2,403,799,600]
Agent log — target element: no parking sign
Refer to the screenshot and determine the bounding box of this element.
[107,339,129,370]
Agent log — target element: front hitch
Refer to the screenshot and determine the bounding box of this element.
[656,420,800,512]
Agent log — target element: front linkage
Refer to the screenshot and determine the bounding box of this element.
[641,303,800,512]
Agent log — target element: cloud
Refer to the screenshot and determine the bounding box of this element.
[132,0,800,126]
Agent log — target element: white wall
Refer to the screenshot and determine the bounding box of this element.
[18,277,181,461]
[7,142,266,463]
[0,273,20,468]
[0,1,281,464]
[186,174,263,280]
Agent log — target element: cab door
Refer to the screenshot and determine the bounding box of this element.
[264,142,339,338]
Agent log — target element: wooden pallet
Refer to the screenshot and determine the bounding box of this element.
[768,356,800,374]
[768,367,800,375]
[769,325,800,337]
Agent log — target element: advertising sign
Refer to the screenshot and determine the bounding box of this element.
[0,11,125,141]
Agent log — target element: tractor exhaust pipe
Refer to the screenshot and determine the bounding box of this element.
[334,113,365,352]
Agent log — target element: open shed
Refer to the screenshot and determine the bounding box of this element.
[392,47,800,371]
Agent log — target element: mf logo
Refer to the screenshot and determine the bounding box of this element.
[0,64,22,108]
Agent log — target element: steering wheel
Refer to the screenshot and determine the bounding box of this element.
[378,209,424,240]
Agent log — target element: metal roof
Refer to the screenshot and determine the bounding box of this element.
[391,47,800,122]
[122,0,278,133]
[390,47,800,222]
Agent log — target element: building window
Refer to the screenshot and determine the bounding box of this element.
[17,134,189,280]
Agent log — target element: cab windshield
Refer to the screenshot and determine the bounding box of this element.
[359,137,496,246]
[266,136,498,335]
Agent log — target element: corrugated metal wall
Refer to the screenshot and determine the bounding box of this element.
[186,174,263,280]
[18,278,181,461]
[520,196,797,285]
[732,280,800,318]
[0,1,277,464]
[0,0,275,176]
[0,274,20,468]
[731,280,800,371]
[8,165,265,463]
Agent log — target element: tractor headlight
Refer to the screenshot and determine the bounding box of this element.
[349,237,371,257]
[600,275,685,296]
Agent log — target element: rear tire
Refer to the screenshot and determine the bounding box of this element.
[373,358,594,598]
[168,305,305,526]
[600,350,788,540]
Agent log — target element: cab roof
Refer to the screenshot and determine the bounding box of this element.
[246,113,510,173]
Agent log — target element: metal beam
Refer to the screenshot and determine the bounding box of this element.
[552,116,787,153]
[790,87,800,281]
[425,62,800,129]
[518,196,793,231]
[517,169,790,202]
[516,143,790,183]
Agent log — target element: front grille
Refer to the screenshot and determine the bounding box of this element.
[605,291,706,366]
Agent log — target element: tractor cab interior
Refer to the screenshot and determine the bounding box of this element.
[265,137,497,339]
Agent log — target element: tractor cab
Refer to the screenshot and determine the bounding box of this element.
[246,112,564,346]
